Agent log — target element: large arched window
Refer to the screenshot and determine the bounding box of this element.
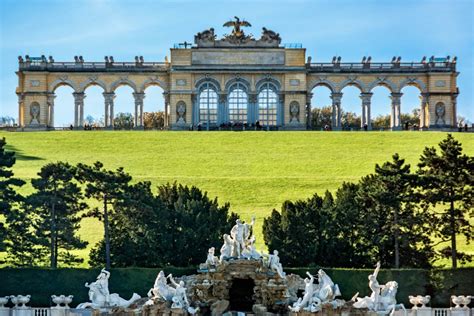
[228,82,248,124]
[258,83,278,126]
[198,83,218,126]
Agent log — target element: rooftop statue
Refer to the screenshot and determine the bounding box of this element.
[77,269,140,310]
[223,16,252,39]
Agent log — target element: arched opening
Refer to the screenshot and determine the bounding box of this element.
[257,82,278,129]
[310,85,332,130]
[400,85,422,130]
[143,85,165,130]
[340,85,362,130]
[83,85,106,129]
[370,85,392,131]
[113,84,135,130]
[198,82,219,130]
[53,85,75,128]
[228,82,248,125]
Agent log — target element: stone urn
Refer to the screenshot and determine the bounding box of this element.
[51,295,65,307]
[63,296,73,308]
[418,295,430,308]
[452,296,464,309]
[409,295,420,308]
[0,297,9,308]
[9,296,19,308]
[16,295,30,308]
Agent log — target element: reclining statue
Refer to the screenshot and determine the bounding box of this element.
[263,250,286,278]
[353,262,406,316]
[77,268,140,309]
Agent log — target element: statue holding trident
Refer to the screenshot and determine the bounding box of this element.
[230,216,255,258]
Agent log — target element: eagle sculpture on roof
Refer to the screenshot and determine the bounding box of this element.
[223,16,251,39]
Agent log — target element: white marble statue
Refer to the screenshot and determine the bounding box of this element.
[169,275,198,314]
[147,270,176,304]
[77,268,141,309]
[289,272,315,312]
[230,217,255,257]
[290,270,343,312]
[242,236,261,260]
[200,247,220,271]
[220,234,235,262]
[353,262,406,316]
[264,250,286,278]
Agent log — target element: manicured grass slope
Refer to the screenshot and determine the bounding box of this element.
[2,131,473,267]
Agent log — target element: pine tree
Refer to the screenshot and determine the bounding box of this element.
[417,134,474,268]
[356,154,434,268]
[76,161,132,269]
[27,162,88,268]
[0,138,25,253]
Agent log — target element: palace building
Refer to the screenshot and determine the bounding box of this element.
[16,18,459,131]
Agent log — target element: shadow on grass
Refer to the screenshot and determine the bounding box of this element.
[5,145,44,161]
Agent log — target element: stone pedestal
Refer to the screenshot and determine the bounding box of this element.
[0,307,10,316]
[12,308,32,316]
[413,307,431,316]
[50,307,68,316]
[450,308,470,316]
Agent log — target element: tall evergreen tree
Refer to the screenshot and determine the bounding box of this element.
[27,162,88,268]
[356,154,434,268]
[0,138,24,253]
[417,134,474,268]
[76,161,132,269]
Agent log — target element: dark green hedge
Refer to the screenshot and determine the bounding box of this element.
[0,267,472,307]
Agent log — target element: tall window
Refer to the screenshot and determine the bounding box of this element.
[258,83,278,126]
[199,83,218,126]
[228,83,248,123]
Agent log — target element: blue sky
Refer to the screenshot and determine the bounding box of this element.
[1,0,473,126]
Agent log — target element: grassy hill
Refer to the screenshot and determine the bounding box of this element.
[1,130,473,267]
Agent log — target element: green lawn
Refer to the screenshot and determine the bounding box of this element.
[1,130,473,267]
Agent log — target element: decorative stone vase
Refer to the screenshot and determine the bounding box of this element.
[63,295,73,308]
[460,296,472,309]
[16,295,30,308]
[52,295,65,307]
[418,295,431,308]
[10,296,20,308]
[0,297,8,308]
[452,296,464,309]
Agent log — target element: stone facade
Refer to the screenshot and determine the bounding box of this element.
[16,20,459,131]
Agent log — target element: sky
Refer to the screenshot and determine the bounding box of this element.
[1,0,473,126]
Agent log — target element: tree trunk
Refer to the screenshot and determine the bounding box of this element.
[394,207,400,269]
[450,199,457,269]
[51,191,57,269]
[104,195,111,270]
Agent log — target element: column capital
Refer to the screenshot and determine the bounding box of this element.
[102,92,116,101]
[360,92,373,104]
[218,93,227,104]
[390,92,403,98]
[330,92,343,102]
[73,92,86,99]
[133,92,146,101]
[248,93,258,104]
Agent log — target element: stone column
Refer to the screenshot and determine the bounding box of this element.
[103,92,115,128]
[47,93,56,128]
[420,93,429,130]
[73,92,85,128]
[306,93,313,130]
[330,92,342,130]
[360,93,373,130]
[390,92,403,130]
[17,94,25,127]
[249,93,258,125]
[133,92,145,128]
[218,93,227,127]
[451,93,458,128]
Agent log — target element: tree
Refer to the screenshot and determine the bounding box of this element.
[417,134,474,268]
[27,162,88,268]
[356,154,434,268]
[89,182,239,267]
[311,106,332,129]
[76,161,132,269]
[341,111,361,130]
[113,112,134,129]
[372,115,390,130]
[0,138,25,252]
[144,111,165,130]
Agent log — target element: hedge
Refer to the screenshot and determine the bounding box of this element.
[0,267,472,307]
